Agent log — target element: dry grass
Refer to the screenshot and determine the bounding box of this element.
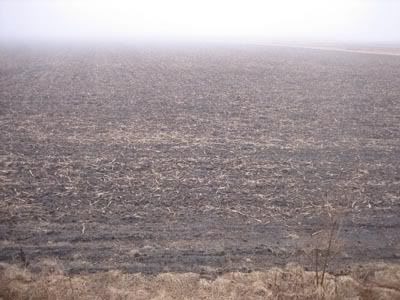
[1,261,400,300]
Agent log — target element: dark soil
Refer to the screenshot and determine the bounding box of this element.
[1,45,399,275]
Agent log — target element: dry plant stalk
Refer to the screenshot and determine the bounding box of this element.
[306,201,344,287]
[320,214,339,286]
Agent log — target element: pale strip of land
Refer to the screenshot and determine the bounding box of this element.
[268,43,400,56]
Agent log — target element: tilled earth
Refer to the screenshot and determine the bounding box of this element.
[1,45,399,274]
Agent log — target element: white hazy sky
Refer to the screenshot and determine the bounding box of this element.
[1,0,399,43]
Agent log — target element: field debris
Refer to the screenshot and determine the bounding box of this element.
[1,47,399,273]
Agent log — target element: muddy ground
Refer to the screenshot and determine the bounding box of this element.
[0,45,399,275]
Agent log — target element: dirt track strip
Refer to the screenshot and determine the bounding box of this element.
[267,43,400,56]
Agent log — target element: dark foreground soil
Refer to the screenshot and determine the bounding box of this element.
[1,45,399,275]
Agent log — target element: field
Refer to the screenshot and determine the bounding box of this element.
[1,45,400,284]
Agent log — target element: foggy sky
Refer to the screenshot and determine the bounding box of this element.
[1,0,399,44]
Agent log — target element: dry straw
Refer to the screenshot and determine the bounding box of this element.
[1,260,400,300]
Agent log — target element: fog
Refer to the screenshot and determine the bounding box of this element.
[1,0,399,44]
